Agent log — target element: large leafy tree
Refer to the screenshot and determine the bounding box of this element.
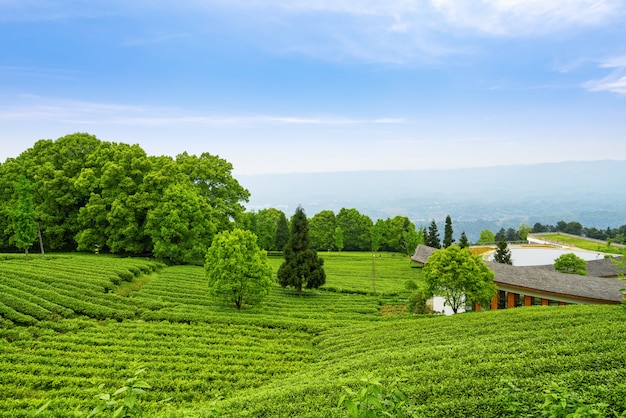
[518,224,533,241]
[382,216,414,253]
[554,253,587,276]
[336,208,373,251]
[145,182,217,264]
[403,226,423,256]
[12,176,38,257]
[240,208,286,251]
[309,210,336,251]
[275,212,290,252]
[478,229,495,244]
[423,245,497,314]
[1,134,250,258]
[370,219,385,253]
[175,152,249,230]
[0,134,101,250]
[205,228,273,310]
[75,141,152,254]
[443,215,455,248]
[277,207,326,296]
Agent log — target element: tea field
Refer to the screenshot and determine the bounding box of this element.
[1,252,625,417]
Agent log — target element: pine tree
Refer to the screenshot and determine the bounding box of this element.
[459,231,470,249]
[443,215,454,248]
[493,237,513,265]
[277,207,326,296]
[426,219,441,249]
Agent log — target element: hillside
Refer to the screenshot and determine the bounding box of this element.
[0,254,625,417]
[239,160,626,241]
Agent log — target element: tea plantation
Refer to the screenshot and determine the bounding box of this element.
[1,253,625,417]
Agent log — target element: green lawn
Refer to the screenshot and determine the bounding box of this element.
[535,233,624,255]
[269,251,424,296]
[1,253,625,417]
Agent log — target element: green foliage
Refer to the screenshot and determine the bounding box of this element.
[501,380,607,418]
[426,219,441,249]
[86,368,153,417]
[404,279,418,291]
[370,220,384,253]
[0,134,249,257]
[338,375,408,418]
[478,229,496,244]
[334,226,345,252]
[11,175,38,256]
[146,182,216,264]
[554,253,588,276]
[3,253,626,417]
[205,229,273,310]
[336,208,373,251]
[494,238,513,265]
[423,245,497,313]
[458,231,470,248]
[309,210,336,251]
[406,291,432,314]
[275,212,290,252]
[443,215,454,248]
[278,207,326,296]
[518,224,533,241]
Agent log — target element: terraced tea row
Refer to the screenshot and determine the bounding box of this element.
[0,256,163,327]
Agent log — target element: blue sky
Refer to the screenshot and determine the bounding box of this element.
[1,0,625,174]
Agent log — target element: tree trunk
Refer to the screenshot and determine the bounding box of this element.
[37,222,45,259]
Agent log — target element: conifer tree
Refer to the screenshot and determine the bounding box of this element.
[493,237,513,265]
[459,231,470,249]
[277,206,326,296]
[443,215,455,248]
[426,219,441,249]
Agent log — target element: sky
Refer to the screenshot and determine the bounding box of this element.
[1,0,625,175]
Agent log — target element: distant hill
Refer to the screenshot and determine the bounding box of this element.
[238,160,626,242]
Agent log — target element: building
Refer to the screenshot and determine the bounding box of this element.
[412,244,624,311]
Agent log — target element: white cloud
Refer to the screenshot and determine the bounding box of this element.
[583,55,626,95]
[599,56,626,69]
[584,75,626,95]
[0,95,406,126]
[430,0,621,36]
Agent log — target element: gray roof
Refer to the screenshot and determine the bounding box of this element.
[487,261,624,303]
[410,244,437,265]
[586,256,624,278]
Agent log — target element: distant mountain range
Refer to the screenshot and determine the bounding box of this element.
[238,160,626,242]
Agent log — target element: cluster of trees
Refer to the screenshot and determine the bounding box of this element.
[243,208,426,255]
[205,207,326,310]
[0,134,249,263]
[533,221,626,243]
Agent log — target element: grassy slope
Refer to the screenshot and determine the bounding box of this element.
[534,233,624,255]
[0,253,625,417]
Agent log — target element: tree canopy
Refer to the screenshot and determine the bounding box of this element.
[11,176,38,257]
[205,229,273,310]
[553,253,588,276]
[277,207,326,296]
[423,245,497,314]
[0,134,249,261]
